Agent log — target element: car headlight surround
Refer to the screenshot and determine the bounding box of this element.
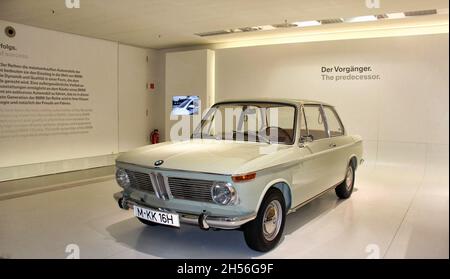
[115,168,130,188]
[211,182,238,205]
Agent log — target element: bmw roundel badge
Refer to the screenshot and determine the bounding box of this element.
[154,160,164,166]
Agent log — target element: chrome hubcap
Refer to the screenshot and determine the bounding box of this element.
[262,200,282,241]
[346,166,354,191]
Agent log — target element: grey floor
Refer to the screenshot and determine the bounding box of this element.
[0,161,448,259]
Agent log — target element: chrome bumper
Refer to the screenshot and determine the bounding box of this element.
[113,192,255,230]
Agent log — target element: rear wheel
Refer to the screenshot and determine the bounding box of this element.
[335,164,355,199]
[243,188,286,252]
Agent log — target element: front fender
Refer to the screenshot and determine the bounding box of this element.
[249,172,293,214]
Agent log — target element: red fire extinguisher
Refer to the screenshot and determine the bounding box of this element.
[150,129,160,144]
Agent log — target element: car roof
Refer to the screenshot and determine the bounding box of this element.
[214,98,332,107]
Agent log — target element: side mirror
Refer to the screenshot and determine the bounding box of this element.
[299,135,313,147]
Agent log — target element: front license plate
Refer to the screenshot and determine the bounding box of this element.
[133,205,180,227]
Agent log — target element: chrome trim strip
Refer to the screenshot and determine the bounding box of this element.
[156,172,169,200]
[320,104,331,138]
[148,172,162,199]
[150,172,169,200]
[116,161,232,176]
[114,192,256,229]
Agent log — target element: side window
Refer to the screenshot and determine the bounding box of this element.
[303,105,328,140]
[323,107,344,137]
[266,106,295,129]
[300,107,308,137]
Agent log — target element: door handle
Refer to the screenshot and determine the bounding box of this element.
[329,143,337,148]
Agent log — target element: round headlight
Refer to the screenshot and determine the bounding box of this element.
[211,182,237,205]
[115,168,130,188]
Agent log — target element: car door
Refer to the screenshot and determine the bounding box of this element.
[292,105,336,204]
[322,106,354,184]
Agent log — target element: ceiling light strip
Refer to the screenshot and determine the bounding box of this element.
[211,21,448,49]
[195,8,448,37]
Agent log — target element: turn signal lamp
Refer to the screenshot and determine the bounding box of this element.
[232,172,256,183]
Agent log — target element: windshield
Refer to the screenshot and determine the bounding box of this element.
[193,102,297,145]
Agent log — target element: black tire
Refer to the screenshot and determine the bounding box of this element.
[243,188,286,252]
[137,217,158,226]
[335,163,355,199]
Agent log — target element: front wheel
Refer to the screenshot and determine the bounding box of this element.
[335,164,355,199]
[243,189,286,252]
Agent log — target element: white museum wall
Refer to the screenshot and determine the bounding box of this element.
[214,34,449,170]
[118,44,161,152]
[0,20,160,181]
[165,49,214,140]
[149,51,166,142]
[1,19,448,183]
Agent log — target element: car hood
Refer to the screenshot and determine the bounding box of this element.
[116,139,289,174]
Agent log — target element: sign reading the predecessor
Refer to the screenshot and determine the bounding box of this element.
[320,65,381,81]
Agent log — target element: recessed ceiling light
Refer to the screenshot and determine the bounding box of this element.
[239,27,262,32]
[292,20,321,27]
[404,9,437,17]
[320,18,344,24]
[345,15,377,23]
[195,30,233,37]
[386,13,405,19]
[376,14,388,19]
[260,25,277,31]
[272,21,298,28]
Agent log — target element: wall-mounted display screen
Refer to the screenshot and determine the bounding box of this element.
[172,96,200,115]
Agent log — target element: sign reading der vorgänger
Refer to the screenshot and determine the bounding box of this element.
[321,65,381,81]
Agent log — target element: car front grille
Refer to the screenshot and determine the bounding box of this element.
[124,169,214,203]
[168,177,213,203]
[125,170,155,193]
